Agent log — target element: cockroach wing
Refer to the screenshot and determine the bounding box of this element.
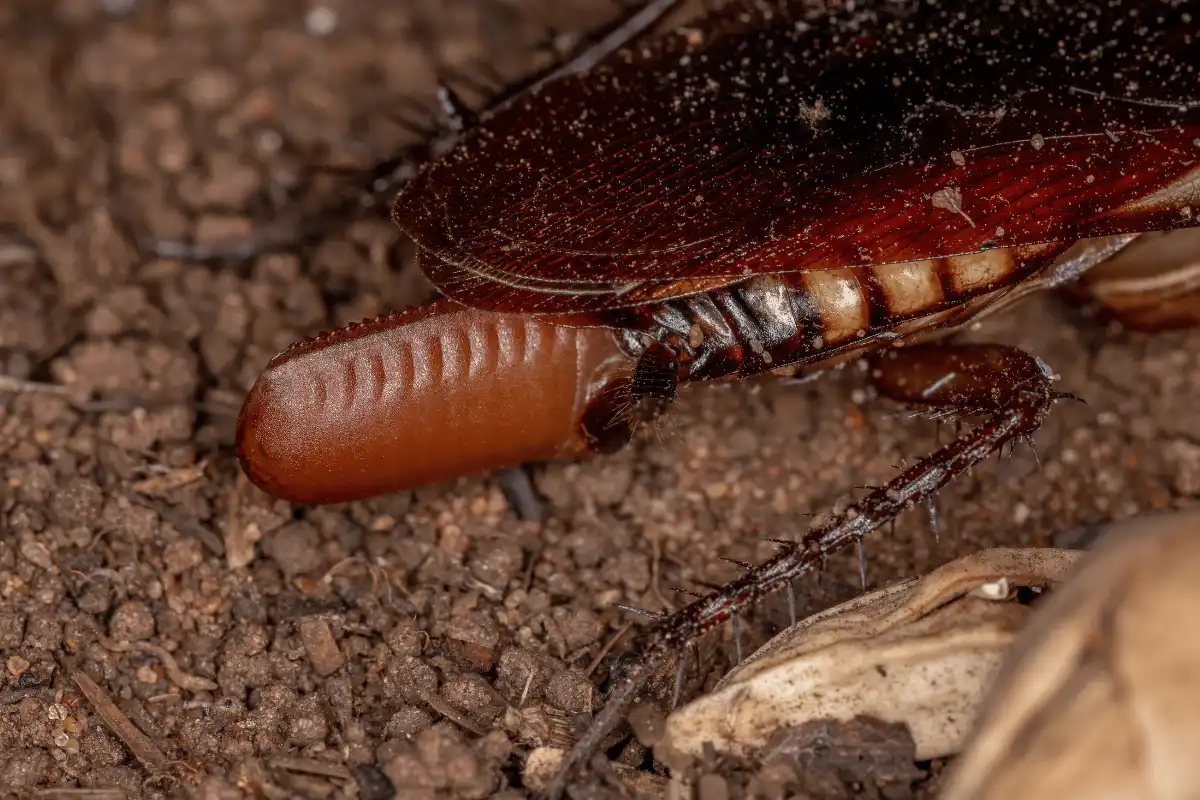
[392,0,1200,315]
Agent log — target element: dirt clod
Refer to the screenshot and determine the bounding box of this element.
[545,669,596,715]
[468,540,525,590]
[262,520,325,578]
[629,701,667,748]
[107,601,155,642]
[382,725,501,799]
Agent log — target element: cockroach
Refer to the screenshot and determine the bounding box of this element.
[237,0,1200,506]
[229,0,1200,795]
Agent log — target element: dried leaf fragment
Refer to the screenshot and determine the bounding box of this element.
[941,510,1200,800]
[930,186,975,226]
[523,746,667,797]
[1061,228,1200,331]
[662,548,1081,762]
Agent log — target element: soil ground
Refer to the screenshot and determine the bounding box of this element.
[1,1,1198,798]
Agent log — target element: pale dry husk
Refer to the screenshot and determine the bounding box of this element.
[523,745,669,796]
[661,547,1083,762]
[941,508,1200,800]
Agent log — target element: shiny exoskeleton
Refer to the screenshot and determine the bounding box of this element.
[209,1,1200,797]
[610,245,1068,384]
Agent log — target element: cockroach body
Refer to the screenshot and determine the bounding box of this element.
[230,0,1200,794]
[238,0,1200,506]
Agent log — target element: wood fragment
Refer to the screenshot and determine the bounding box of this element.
[0,375,76,396]
[585,622,633,677]
[269,755,353,780]
[446,636,496,670]
[419,689,488,736]
[130,461,207,496]
[297,617,346,677]
[70,667,169,773]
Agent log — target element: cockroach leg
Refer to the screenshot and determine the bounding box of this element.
[521,0,687,93]
[1025,434,1043,469]
[866,342,1079,544]
[546,345,1069,799]
[434,83,477,133]
[868,342,1064,420]
[611,604,666,621]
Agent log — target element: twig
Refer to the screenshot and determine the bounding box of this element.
[585,622,634,678]
[268,756,353,780]
[71,667,169,773]
[419,689,487,736]
[127,492,225,556]
[98,636,218,693]
[0,375,76,397]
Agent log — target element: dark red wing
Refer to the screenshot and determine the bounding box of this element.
[392,0,1200,315]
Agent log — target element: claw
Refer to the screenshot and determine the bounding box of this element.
[1024,433,1043,469]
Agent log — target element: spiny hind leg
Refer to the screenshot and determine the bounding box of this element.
[544,344,1073,799]
[852,341,1075,581]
